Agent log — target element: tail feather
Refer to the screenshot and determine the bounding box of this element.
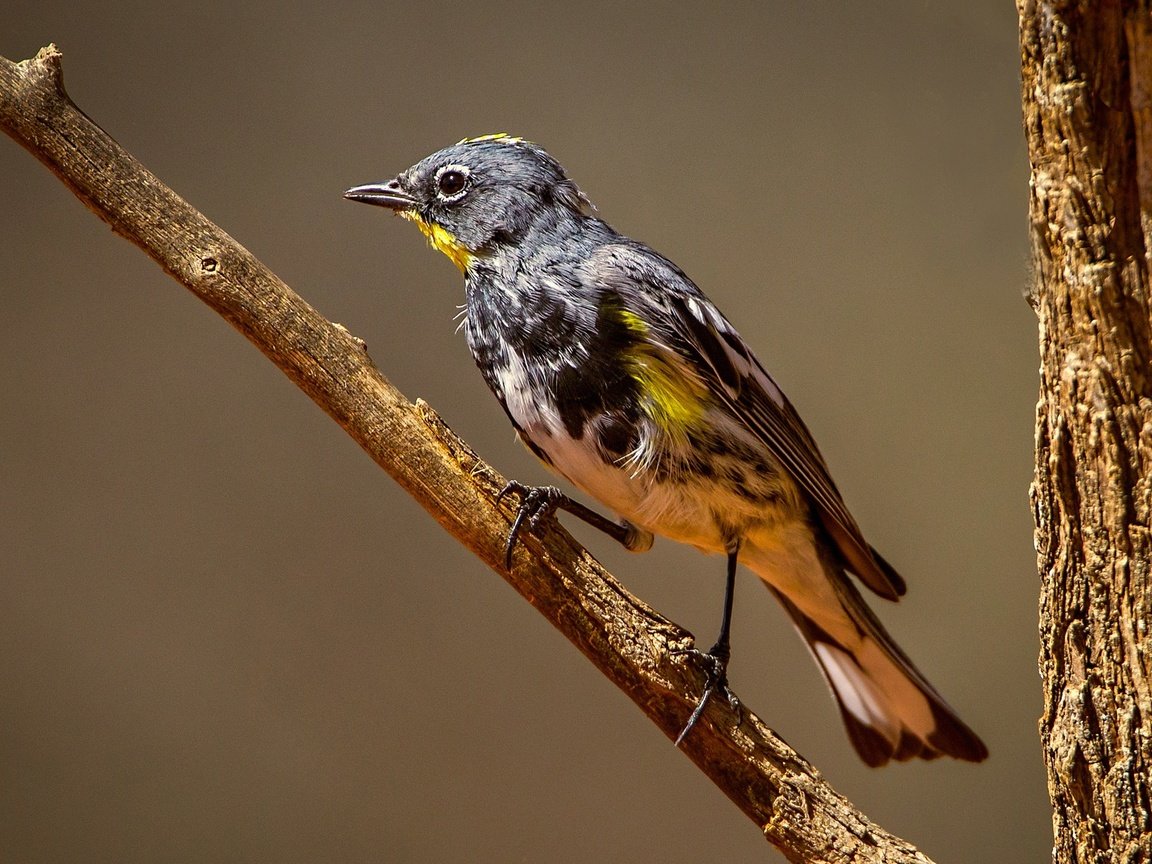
[773,584,986,765]
[744,532,987,767]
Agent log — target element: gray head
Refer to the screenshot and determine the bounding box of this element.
[344,135,594,267]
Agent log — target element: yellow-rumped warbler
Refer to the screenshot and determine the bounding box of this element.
[345,134,987,766]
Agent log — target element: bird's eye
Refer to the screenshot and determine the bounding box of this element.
[436,168,469,199]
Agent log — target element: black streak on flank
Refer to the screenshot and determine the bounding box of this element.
[552,292,642,441]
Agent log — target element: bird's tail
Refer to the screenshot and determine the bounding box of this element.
[742,535,987,766]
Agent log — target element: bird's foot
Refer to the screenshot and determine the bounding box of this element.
[673,640,742,746]
[496,482,568,568]
[496,481,652,566]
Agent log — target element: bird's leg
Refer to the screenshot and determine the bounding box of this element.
[496,481,653,568]
[675,543,742,746]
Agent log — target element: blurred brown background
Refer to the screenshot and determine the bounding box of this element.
[1,2,1039,862]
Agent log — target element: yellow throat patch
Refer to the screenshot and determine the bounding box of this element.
[402,211,473,272]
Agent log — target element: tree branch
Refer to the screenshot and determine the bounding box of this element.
[0,45,937,863]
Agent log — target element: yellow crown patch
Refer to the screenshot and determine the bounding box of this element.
[457,133,526,146]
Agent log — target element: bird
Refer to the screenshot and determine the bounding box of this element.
[344,134,987,766]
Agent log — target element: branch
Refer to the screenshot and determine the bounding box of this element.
[0,45,936,863]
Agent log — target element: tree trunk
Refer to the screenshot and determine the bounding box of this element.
[1020,2,1152,860]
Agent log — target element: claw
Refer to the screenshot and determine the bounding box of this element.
[673,644,742,746]
[494,480,523,509]
[496,482,566,568]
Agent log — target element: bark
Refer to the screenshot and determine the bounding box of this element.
[1020,2,1152,860]
[0,46,939,863]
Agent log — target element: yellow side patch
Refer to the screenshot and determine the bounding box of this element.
[616,309,707,433]
[402,211,473,272]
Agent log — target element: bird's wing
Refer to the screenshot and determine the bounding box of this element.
[589,243,905,600]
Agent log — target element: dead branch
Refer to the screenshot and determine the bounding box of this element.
[0,45,938,863]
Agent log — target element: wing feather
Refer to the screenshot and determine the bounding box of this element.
[590,244,905,600]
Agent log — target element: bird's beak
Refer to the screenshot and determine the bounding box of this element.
[343,177,416,210]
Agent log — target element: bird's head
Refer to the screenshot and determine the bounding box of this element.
[344,134,594,272]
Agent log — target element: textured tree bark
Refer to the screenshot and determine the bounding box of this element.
[1020,2,1152,860]
[0,46,940,863]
